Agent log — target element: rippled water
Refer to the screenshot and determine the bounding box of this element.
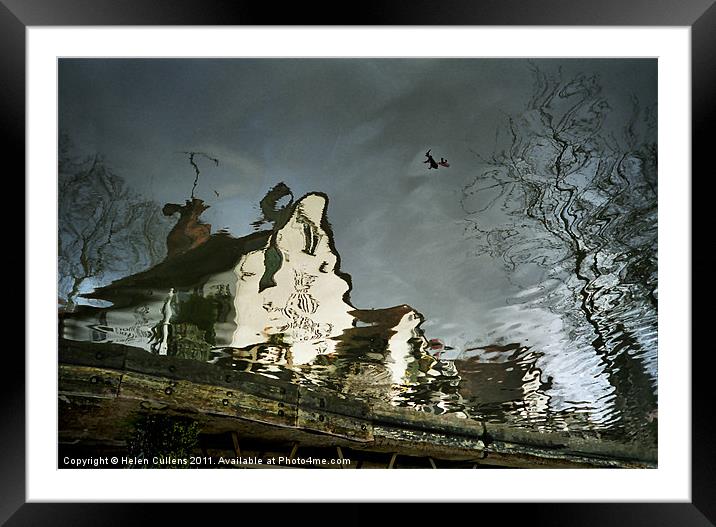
[59,63,657,448]
[61,153,657,447]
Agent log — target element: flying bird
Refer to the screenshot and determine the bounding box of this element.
[424,149,450,170]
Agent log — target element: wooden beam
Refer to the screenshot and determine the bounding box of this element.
[57,339,658,468]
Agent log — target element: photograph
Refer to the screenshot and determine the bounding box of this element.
[57,57,659,470]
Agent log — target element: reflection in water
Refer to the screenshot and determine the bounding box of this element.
[63,190,463,418]
[60,68,657,447]
[460,66,657,441]
[61,180,655,445]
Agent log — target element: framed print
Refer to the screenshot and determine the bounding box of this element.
[7,0,711,524]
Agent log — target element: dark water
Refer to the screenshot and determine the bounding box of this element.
[61,158,657,447]
[59,64,657,448]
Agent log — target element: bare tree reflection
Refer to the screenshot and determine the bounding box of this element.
[461,65,657,441]
[58,134,172,310]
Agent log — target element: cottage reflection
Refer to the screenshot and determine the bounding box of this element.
[61,185,466,411]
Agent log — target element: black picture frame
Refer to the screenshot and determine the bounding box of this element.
[7,1,710,524]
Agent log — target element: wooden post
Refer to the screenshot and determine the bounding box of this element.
[388,453,397,469]
[231,431,241,457]
[336,446,344,469]
[289,442,299,460]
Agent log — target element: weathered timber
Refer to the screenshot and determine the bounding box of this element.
[58,339,657,468]
[296,407,373,443]
[59,364,123,399]
[119,370,298,429]
[369,399,655,467]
